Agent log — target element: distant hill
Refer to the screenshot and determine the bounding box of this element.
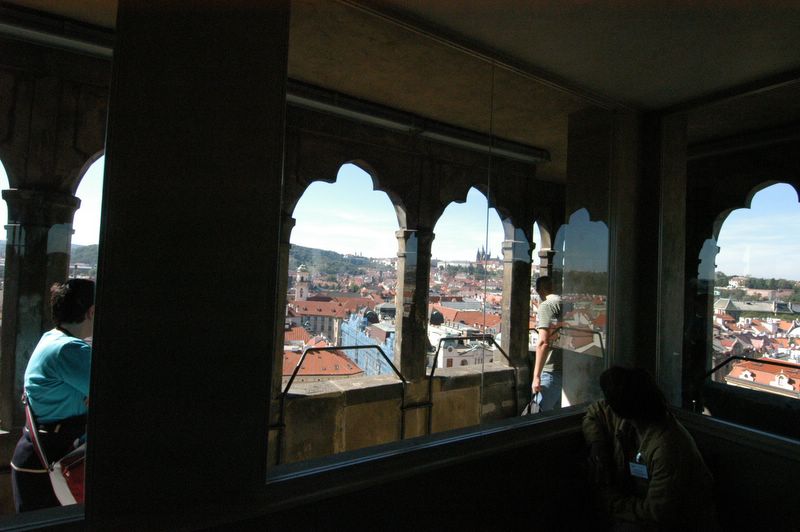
[0,241,99,264]
[2,240,387,275]
[289,244,389,276]
[71,244,99,265]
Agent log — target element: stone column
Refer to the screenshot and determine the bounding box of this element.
[267,213,295,467]
[500,237,533,365]
[501,236,534,411]
[654,113,688,406]
[0,189,80,430]
[537,249,556,277]
[393,228,434,438]
[86,1,290,520]
[394,229,434,381]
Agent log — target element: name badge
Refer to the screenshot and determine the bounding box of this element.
[629,462,649,479]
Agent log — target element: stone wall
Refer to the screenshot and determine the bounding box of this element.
[270,364,517,466]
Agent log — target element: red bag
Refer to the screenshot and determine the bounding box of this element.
[23,394,85,505]
[50,444,86,505]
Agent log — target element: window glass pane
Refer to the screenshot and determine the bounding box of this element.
[275,164,401,465]
[273,0,500,469]
[554,209,608,407]
[71,156,104,280]
[428,187,504,432]
[0,159,8,301]
[706,183,800,399]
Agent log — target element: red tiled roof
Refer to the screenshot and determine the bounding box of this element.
[291,300,350,318]
[773,338,790,349]
[430,304,501,329]
[336,297,375,313]
[284,325,311,343]
[593,314,607,328]
[282,349,364,377]
[728,359,800,390]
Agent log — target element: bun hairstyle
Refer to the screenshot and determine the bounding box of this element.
[50,279,95,325]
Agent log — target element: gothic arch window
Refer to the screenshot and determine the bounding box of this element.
[705,182,800,398]
[71,155,105,280]
[429,187,503,369]
[535,208,608,409]
[274,162,401,466]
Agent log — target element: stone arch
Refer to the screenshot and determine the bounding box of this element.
[431,186,504,263]
[712,180,800,240]
[347,158,407,230]
[286,156,407,230]
[500,217,532,245]
[697,181,800,401]
[74,150,105,194]
[286,162,398,256]
[0,157,9,226]
[73,152,106,246]
[553,208,610,272]
[710,181,799,280]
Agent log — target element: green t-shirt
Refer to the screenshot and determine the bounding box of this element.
[537,294,562,373]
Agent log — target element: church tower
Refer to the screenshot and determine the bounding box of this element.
[296,264,309,301]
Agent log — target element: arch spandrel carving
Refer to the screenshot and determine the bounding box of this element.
[74,150,105,195]
[711,180,800,241]
[0,64,108,194]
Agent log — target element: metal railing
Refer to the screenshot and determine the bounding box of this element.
[427,334,517,435]
[550,325,606,358]
[528,325,607,360]
[269,344,406,466]
[704,354,798,381]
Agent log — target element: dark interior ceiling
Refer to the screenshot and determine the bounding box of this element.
[3,0,800,182]
[361,0,800,110]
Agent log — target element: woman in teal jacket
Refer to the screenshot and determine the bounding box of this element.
[10,279,94,512]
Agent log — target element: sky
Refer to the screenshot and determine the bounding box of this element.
[0,157,103,246]
[292,164,513,261]
[714,183,800,281]
[0,159,796,276]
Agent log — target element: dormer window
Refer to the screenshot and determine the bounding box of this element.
[770,372,794,390]
[740,370,755,382]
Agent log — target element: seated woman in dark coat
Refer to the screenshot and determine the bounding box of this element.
[583,366,717,531]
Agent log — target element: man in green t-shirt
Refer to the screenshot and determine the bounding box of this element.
[532,276,562,411]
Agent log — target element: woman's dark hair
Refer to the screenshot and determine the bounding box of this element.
[599,366,667,423]
[50,279,95,325]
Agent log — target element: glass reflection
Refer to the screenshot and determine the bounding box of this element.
[550,208,608,407]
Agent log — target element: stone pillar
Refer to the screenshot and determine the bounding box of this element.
[537,249,556,278]
[394,228,434,438]
[501,236,533,410]
[500,237,533,365]
[86,1,290,521]
[0,189,80,430]
[267,213,295,467]
[271,213,295,400]
[654,113,688,406]
[394,228,434,382]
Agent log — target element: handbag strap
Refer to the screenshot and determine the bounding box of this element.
[22,392,52,470]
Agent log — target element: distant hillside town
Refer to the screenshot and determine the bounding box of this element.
[280,246,608,389]
[712,274,800,399]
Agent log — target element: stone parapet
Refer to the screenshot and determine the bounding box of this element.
[272,364,517,467]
